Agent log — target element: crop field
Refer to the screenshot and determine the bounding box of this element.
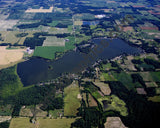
[33,46,65,59]
[9,117,76,128]
[74,21,83,26]
[0,20,18,31]
[0,31,34,45]
[73,13,95,20]
[0,46,26,66]
[43,36,65,46]
[88,94,98,107]
[140,72,160,82]
[104,117,127,128]
[93,81,111,95]
[25,7,53,13]
[112,72,142,90]
[49,27,70,34]
[33,36,75,60]
[64,81,81,116]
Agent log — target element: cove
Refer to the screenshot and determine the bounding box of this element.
[17,38,141,86]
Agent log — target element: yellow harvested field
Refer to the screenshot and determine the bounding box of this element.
[0,46,26,65]
[25,7,53,13]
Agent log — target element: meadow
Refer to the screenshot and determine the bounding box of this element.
[98,95,128,116]
[9,117,76,128]
[64,82,81,116]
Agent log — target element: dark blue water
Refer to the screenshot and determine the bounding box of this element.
[83,21,99,25]
[17,38,141,86]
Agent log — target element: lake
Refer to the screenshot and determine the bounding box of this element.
[83,21,99,25]
[17,38,141,86]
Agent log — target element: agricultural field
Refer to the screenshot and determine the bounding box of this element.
[0,46,26,68]
[93,81,111,95]
[33,46,65,59]
[111,72,142,90]
[64,81,81,116]
[1,0,160,128]
[104,117,127,128]
[9,117,76,128]
[140,72,160,82]
[0,31,34,45]
[43,36,65,46]
[0,20,18,31]
[25,6,53,13]
[19,105,47,117]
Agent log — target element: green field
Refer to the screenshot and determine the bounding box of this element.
[33,36,76,60]
[64,82,81,116]
[9,117,76,128]
[112,72,142,90]
[140,72,160,82]
[98,95,128,116]
[0,65,23,98]
[33,46,65,59]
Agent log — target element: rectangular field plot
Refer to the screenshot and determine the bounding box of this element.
[25,7,53,13]
[33,46,65,59]
[0,20,18,31]
[9,117,76,128]
[43,36,65,46]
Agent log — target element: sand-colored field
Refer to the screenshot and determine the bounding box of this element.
[0,116,11,123]
[93,81,111,95]
[25,7,53,13]
[104,117,128,128]
[0,20,18,31]
[0,46,26,66]
[74,21,83,26]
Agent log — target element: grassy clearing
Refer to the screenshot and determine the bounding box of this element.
[112,72,142,90]
[100,72,116,81]
[0,65,23,98]
[64,82,81,116]
[140,72,160,82]
[101,63,117,70]
[98,95,128,116]
[49,109,63,118]
[47,21,59,27]
[9,117,76,128]
[148,96,160,102]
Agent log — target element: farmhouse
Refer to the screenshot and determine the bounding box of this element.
[95,14,106,19]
